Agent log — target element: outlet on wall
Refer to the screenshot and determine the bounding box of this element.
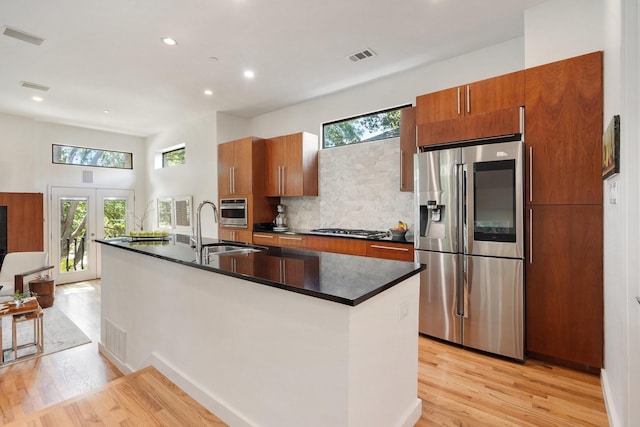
[609,181,618,204]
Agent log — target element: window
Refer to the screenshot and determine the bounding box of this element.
[322,105,411,149]
[52,144,132,169]
[162,146,186,167]
[156,196,192,231]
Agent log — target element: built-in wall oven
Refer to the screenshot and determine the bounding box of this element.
[219,198,248,228]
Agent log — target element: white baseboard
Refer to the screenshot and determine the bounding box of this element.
[601,368,622,427]
[98,341,133,375]
[397,398,423,427]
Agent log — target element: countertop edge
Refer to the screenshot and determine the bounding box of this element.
[96,239,424,307]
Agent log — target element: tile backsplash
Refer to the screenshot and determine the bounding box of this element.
[281,137,414,233]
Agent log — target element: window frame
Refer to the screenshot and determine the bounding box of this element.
[52,144,133,169]
[162,146,186,168]
[322,104,412,149]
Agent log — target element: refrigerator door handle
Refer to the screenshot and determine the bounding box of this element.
[462,256,470,318]
[461,164,469,254]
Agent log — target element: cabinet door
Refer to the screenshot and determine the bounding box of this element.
[466,71,524,116]
[265,138,283,196]
[219,228,252,244]
[365,241,414,262]
[525,204,603,369]
[232,138,253,195]
[218,142,234,197]
[400,107,416,192]
[280,134,304,196]
[305,236,366,256]
[252,232,278,246]
[525,52,603,205]
[277,234,306,248]
[416,87,461,125]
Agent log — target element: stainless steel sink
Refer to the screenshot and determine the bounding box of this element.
[202,243,264,256]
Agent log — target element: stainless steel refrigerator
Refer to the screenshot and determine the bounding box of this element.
[414,139,524,360]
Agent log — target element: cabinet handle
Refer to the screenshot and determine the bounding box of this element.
[231,231,236,241]
[457,87,461,116]
[466,85,470,114]
[529,146,533,203]
[229,167,234,194]
[254,234,274,239]
[370,244,409,252]
[400,152,404,189]
[280,259,286,283]
[281,166,286,195]
[280,236,303,241]
[529,208,533,265]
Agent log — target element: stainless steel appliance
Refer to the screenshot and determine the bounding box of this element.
[414,138,524,360]
[219,198,248,228]
[309,228,390,239]
[273,204,288,231]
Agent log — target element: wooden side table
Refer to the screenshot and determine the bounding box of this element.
[28,278,55,308]
[0,298,42,364]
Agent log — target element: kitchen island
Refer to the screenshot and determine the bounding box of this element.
[97,237,424,427]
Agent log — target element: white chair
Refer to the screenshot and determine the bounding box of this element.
[0,252,53,302]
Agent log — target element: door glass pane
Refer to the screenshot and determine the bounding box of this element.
[103,198,128,238]
[59,198,88,273]
[473,160,516,243]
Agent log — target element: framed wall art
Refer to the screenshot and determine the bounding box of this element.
[602,114,620,179]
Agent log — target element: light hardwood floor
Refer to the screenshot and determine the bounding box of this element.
[0,280,609,426]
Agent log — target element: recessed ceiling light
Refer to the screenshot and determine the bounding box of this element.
[204,89,213,96]
[32,96,43,102]
[243,70,255,79]
[161,37,177,46]
[103,110,111,114]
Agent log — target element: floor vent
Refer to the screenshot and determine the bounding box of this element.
[347,48,376,63]
[104,318,127,362]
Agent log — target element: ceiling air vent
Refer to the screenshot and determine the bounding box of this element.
[347,48,376,63]
[2,26,45,46]
[20,81,50,92]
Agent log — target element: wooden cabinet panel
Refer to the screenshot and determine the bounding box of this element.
[365,241,414,262]
[416,71,524,146]
[0,192,44,253]
[525,205,603,370]
[252,232,278,246]
[305,236,366,256]
[218,253,255,276]
[218,137,260,197]
[525,52,603,205]
[416,87,461,124]
[418,107,521,147]
[219,228,252,244]
[266,132,318,197]
[276,234,307,248]
[400,107,416,192]
[467,71,524,116]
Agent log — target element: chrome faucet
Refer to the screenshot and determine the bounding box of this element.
[194,200,218,264]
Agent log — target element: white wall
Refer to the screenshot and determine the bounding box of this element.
[524,0,604,67]
[0,111,146,252]
[145,113,218,236]
[601,0,640,425]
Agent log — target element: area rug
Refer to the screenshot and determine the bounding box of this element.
[1,304,91,366]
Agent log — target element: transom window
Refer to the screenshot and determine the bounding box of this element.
[162,146,186,168]
[322,105,411,149]
[52,144,132,169]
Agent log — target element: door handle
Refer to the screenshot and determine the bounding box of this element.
[529,208,533,264]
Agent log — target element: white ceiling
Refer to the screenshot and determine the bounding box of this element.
[0,0,546,137]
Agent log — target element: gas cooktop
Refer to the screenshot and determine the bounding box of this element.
[309,228,390,239]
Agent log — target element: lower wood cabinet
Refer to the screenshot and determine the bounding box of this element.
[251,232,414,261]
[365,241,414,262]
[219,228,253,244]
[525,204,603,371]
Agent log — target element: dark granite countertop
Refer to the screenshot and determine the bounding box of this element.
[97,236,424,306]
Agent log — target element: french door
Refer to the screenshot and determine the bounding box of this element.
[50,187,134,284]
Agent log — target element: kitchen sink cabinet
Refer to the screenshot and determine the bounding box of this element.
[525,51,603,205]
[219,228,253,244]
[260,256,319,288]
[365,241,414,262]
[416,71,524,146]
[265,132,318,197]
[218,137,260,197]
[525,204,603,371]
[399,106,416,192]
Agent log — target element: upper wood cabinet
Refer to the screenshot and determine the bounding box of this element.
[416,71,524,146]
[525,51,603,205]
[265,132,318,197]
[218,137,263,197]
[0,192,44,254]
[399,107,416,192]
